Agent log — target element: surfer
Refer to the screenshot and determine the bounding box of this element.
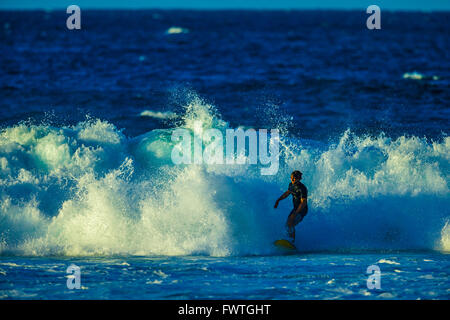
[274,170,308,244]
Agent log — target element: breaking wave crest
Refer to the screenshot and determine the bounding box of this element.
[0,95,449,256]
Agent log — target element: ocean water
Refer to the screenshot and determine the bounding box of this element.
[0,10,449,300]
[0,253,448,299]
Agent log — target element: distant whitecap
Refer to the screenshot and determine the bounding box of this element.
[166,26,189,34]
[139,110,177,119]
[403,72,424,80]
[403,72,439,81]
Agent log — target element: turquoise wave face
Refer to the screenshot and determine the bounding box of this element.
[0,96,449,256]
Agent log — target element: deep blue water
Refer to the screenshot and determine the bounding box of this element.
[1,253,449,299]
[0,10,449,299]
[1,10,449,139]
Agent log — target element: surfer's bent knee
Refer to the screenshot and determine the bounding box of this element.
[287,209,307,227]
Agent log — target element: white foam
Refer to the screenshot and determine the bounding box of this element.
[166,26,189,34]
[139,110,177,119]
[378,259,400,265]
[403,72,424,80]
[0,94,448,256]
[153,270,168,278]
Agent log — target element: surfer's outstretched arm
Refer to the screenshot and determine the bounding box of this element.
[274,190,290,208]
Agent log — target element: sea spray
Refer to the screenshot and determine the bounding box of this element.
[0,97,448,256]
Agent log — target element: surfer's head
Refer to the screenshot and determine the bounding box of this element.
[291,170,302,183]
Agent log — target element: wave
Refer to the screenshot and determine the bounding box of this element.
[0,94,448,256]
[139,110,178,119]
[402,72,440,81]
[166,26,189,34]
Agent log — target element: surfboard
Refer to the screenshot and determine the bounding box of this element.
[274,239,297,251]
